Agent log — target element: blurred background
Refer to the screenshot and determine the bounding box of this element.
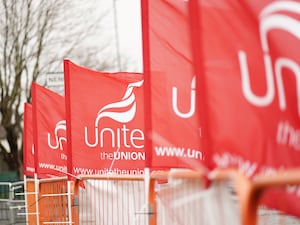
[0,0,142,181]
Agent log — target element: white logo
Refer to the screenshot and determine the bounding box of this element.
[238,1,300,116]
[95,80,143,125]
[84,80,144,149]
[47,120,67,150]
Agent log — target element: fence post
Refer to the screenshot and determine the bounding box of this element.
[67,181,72,225]
[73,179,80,225]
[35,174,40,225]
[8,182,15,225]
[149,177,157,225]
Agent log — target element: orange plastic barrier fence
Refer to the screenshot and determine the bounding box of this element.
[39,177,78,225]
[26,176,78,225]
[25,178,39,225]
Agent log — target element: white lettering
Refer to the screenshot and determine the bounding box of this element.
[100,151,145,161]
[213,152,258,177]
[277,120,300,150]
[172,76,196,118]
[47,133,66,150]
[239,1,300,116]
[114,151,145,161]
[85,124,144,149]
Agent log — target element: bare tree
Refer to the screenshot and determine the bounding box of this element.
[0,0,117,177]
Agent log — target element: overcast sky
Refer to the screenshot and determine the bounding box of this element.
[115,0,142,72]
[43,0,143,93]
[53,0,143,72]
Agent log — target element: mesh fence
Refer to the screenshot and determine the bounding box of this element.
[18,169,300,225]
[0,181,26,225]
[155,179,240,225]
[79,176,148,225]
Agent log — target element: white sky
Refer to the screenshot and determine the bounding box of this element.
[115,0,143,72]
[44,0,143,91]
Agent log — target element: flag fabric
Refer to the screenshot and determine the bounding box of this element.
[32,83,67,178]
[141,0,205,170]
[195,0,300,180]
[23,103,35,177]
[64,60,145,176]
[193,0,300,216]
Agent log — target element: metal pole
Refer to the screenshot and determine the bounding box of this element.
[67,181,72,225]
[24,175,29,225]
[34,173,40,225]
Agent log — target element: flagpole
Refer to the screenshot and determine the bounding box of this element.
[113,0,122,71]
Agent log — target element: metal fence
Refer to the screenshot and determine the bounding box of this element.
[3,169,300,225]
[79,176,148,225]
[0,181,26,225]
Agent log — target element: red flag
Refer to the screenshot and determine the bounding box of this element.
[23,103,35,177]
[64,60,145,176]
[141,0,205,169]
[194,0,300,216]
[32,83,67,178]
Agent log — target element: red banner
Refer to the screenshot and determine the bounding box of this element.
[32,83,67,178]
[64,60,145,176]
[141,0,205,169]
[23,103,35,177]
[194,0,300,216]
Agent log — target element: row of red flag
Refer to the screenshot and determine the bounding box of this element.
[24,62,145,178]
[23,0,300,217]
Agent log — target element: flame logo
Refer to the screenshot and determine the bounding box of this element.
[47,120,67,150]
[94,80,144,127]
[84,80,144,148]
